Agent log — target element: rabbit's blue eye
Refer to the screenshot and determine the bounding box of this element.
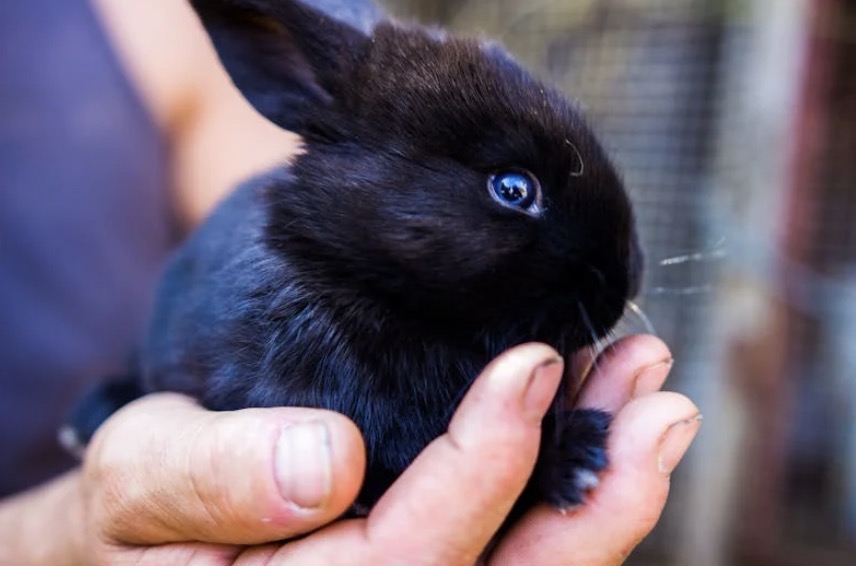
[489,170,541,214]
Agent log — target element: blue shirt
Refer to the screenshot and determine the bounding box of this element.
[0,0,175,495]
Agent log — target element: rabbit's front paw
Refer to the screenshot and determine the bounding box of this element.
[534,408,611,510]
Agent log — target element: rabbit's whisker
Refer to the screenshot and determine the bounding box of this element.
[624,300,657,335]
[577,300,606,380]
[565,139,585,177]
[605,329,619,356]
[657,238,727,266]
[577,301,598,347]
[646,285,713,297]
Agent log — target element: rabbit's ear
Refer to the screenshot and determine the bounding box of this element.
[189,0,373,132]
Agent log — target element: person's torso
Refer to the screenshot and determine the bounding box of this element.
[0,0,175,495]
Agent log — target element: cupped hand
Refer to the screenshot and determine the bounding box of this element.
[489,335,701,565]
[63,336,698,565]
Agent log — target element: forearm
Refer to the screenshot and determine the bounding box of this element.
[0,471,84,566]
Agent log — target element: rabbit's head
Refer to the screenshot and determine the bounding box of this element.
[191,0,642,348]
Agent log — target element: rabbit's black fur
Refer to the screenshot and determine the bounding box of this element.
[72,0,643,513]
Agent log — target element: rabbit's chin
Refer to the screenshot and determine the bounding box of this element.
[380,305,608,358]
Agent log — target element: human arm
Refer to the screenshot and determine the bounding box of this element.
[90,0,301,229]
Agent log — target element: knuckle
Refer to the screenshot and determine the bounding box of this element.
[80,406,164,540]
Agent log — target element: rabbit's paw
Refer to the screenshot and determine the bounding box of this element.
[534,408,611,511]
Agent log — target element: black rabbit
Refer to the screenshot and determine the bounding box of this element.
[67,0,643,514]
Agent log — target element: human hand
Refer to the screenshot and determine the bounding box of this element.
[488,335,700,565]
[2,336,696,565]
[231,336,699,566]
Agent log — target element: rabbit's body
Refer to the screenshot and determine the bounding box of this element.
[145,176,493,506]
[71,0,643,513]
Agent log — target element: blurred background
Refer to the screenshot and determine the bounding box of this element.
[378,0,856,564]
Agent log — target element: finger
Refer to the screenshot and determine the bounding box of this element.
[103,542,243,566]
[226,344,565,566]
[576,334,673,412]
[84,393,366,546]
[362,343,565,565]
[489,392,701,566]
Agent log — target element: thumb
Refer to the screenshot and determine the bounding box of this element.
[83,393,365,546]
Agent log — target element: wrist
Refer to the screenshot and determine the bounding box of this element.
[0,471,85,566]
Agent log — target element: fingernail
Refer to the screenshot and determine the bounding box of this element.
[632,358,674,398]
[524,357,564,418]
[275,421,332,509]
[658,413,702,474]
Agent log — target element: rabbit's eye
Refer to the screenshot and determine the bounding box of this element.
[489,170,542,215]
